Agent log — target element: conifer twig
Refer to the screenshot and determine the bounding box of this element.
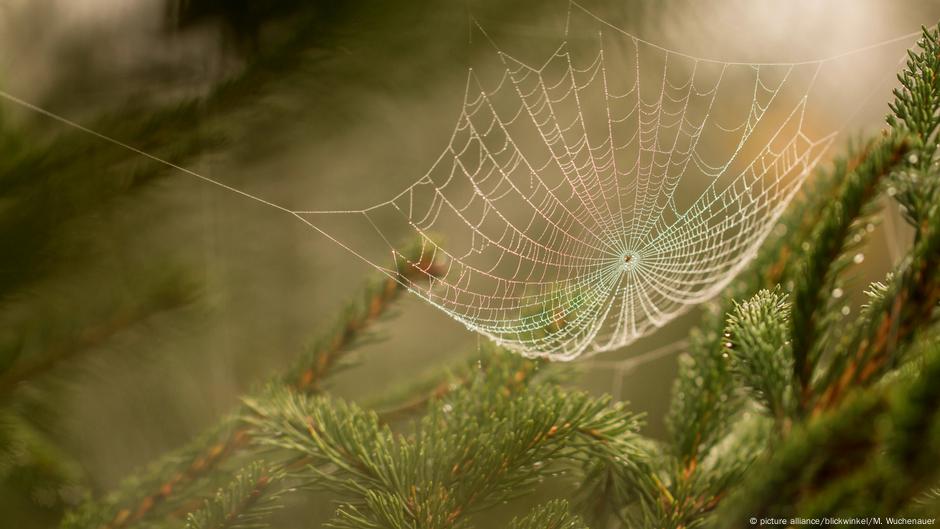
[715,342,940,524]
[789,134,910,413]
[815,24,940,411]
[244,372,643,529]
[507,500,589,529]
[817,198,940,410]
[70,244,440,529]
[184,462,284,529]
[0,276,195,399]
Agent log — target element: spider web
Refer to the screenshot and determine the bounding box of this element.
[296,3,913,360]
[0,2,917,362]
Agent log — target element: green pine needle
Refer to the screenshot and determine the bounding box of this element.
[185,463,286,529]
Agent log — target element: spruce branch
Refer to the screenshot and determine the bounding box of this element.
[0,273,196,399]
[184,463,285,529]
[666,305,738,470]
[888,24,940,229]
[789,133,910,414]
[285,239,444,393]
[244,370,644,529]
[370,343,552,425]
[663,131,857,463]
[652,142,858,529]
[725,288,794,422]
[812,25,940,411]
[816,206,940,410]
[715,342,940,524]
[63,243,437,529]
[507,500,588,529]
[888,24,940,142]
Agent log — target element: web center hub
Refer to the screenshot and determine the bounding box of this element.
[620,252,639,272]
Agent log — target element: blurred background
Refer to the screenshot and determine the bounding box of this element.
[1,1,940,527]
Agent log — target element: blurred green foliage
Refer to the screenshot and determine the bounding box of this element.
[1,2,940,529]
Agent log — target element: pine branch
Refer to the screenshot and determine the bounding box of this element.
[62,417,245,529]
[0,106,223,305]
[713,391,885,526]
[816,199,940,410]
[244,367,644,529]
[63,244,437,529]
[714,342,940,524]
[0,273,196,399]
[668,133,918,526]
[574,434,667,529]
[579,25,939,524]
[4,8,364,523]
[184,463,285,529]
[888,27,940,140]
[0,271,197,524]
[725,288,794,423]
[284,240,443,392]
[789,134,910,414]
[666,304,738,470]
[507,500,588,529]
[0,409,84,513]
[369,343,554,425]
[662,126,931,526]
[44,14,940,529]
[914,486,940,513]
[888,25,940,216]
[813,24,940,411]
[691,410,773,512]
[650,137,861,529]
[664,131,861,454]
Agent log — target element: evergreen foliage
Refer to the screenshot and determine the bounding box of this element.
[185,462,286,529]
[2,5,940,529]
[507,500,588,529]
[725,287,793,421]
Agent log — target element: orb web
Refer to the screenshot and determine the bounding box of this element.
[0,4,919,363]
[287,3,916,360]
